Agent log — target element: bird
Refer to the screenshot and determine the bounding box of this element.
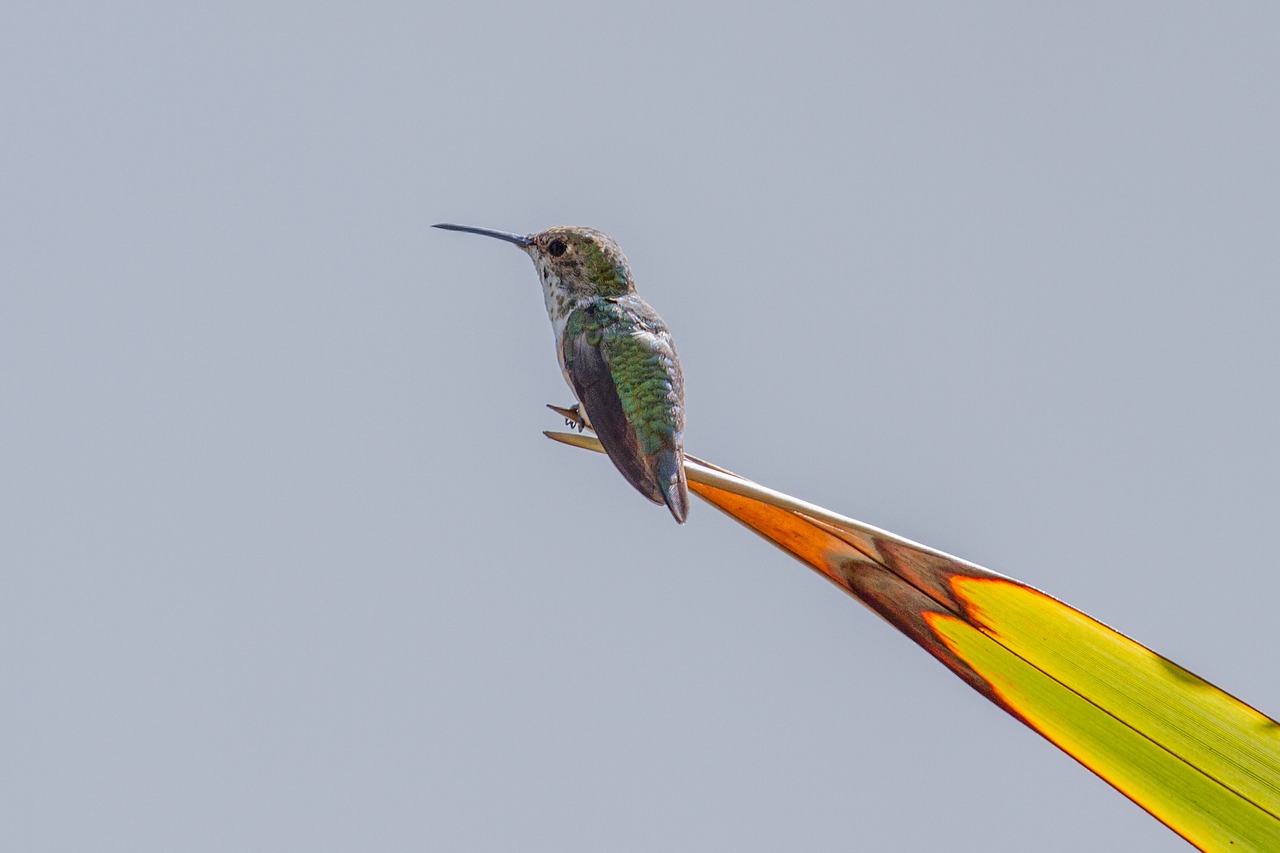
[434,223,688,523]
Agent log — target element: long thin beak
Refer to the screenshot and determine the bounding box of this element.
[433,223,533,247]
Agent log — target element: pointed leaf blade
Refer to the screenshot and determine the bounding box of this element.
[546,433,1280,850]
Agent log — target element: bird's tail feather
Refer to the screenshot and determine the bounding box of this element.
[658,450,689,524]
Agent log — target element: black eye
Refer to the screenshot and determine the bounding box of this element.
[547,238,567,257]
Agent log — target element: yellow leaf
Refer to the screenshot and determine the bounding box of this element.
[547,432,1280,851]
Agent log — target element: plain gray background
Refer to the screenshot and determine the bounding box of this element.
[3,3,1277,850]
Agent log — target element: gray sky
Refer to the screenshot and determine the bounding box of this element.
[3,3,1278,851]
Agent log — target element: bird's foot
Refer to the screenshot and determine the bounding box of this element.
[547,403,591,433]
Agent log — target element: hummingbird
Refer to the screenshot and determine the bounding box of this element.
[434,223,689,523]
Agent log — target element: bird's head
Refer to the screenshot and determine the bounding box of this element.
[434,223,636,300]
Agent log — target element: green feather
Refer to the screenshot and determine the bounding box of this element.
[566,299,681,456]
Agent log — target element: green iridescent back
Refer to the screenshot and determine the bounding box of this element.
[562,297,683,455]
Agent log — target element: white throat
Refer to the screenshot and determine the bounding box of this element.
[529,252,576,330]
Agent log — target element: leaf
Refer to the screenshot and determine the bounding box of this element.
[546,431,1280,852]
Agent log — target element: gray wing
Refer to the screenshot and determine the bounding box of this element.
[561,300,688,522]
[562,326,666,506]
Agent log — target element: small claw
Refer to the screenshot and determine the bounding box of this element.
[547,402,592,433]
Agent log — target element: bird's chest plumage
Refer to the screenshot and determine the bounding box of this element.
[552,325,574,391]
[537,268,580,392]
